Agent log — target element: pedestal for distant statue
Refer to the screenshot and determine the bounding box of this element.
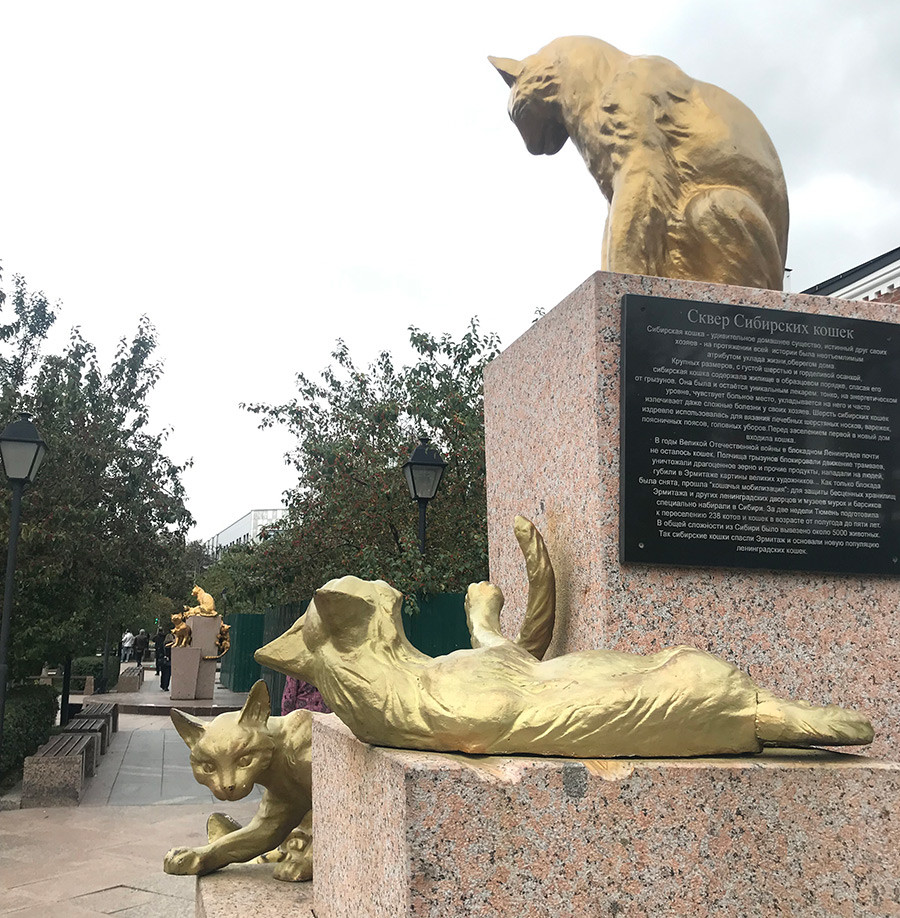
[312,716,900,918]
[170,615,221,700]
[484,272,900,760]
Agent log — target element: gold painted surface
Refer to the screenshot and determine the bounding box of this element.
[256,518,873,758]
[171,610,192,647]
[489,36,789,290]
[204,623,232,661]
[185,584,219,617]
[163,681,314,882]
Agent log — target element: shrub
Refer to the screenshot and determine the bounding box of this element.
[72,655,120,690]
[0,684,59,778]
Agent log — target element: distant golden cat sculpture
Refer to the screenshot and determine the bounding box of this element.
[171,610,192,648]
[185,584,218,617]
[163,681,313,882]
[489,36,789,290]
[256,518,872,758]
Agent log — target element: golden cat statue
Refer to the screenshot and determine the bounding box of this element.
[489,36,789,291]
[163,681,313,882]
[256,518,872,758]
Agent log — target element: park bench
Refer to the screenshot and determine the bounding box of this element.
[63,716,109,755]
[117,665,143,693]
[21,733,99,807]
[80,700,118,733]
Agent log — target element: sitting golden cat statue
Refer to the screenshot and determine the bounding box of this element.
[185,584,218,617]
[171,610,192,648]
[256,518,873,758]
[163,680,313,882]
[489,36,789,290]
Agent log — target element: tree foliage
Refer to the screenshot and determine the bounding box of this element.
[223,321,500,609]
[0,266,192,677]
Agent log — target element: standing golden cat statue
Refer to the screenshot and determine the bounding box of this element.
[489,36,789,290]
[163,681,313,882]
[256,518,872,758]
[170,610,192,647]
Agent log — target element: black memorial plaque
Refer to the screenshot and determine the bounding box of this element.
[620,294,900,574]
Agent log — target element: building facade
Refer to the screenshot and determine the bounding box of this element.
[803,244,900,304]
[204,508,288,559]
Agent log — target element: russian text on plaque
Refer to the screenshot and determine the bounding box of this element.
[620,294,900,575]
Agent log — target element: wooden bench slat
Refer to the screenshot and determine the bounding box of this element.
[64,717,109,754]
[79,702,118,733]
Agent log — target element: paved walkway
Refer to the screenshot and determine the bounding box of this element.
[0,672,268,916]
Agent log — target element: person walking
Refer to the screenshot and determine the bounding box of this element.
[120,629,135,663]
[132,629,149,667]
[153,627,166,674]
[159,631,175,691]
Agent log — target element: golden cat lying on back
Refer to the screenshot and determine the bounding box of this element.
[255,519,873,758]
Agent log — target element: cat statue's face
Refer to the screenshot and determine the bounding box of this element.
[489,51,568,156]
[171,681,275,802]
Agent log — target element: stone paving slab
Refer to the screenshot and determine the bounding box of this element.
[0,801,259,915]
[1,696,268,915]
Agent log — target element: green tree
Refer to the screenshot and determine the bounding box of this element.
[0,268,192,678]
[236,320,501,608]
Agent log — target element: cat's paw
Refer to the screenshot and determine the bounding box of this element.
[272,831,313,882]
[163,846,207,875]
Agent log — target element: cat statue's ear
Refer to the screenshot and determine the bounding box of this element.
[171,708,207,750]
[238,680,271,727]
[488,56,524,87]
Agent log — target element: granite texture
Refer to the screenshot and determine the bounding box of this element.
[196,863,314,918]
[171,617,220,700]
[312,716,900,918]
[313,715,409,918]
[21,752,87,807]
[117,666,144,693]
[484,271,900,759]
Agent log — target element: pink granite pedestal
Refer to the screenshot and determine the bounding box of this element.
[312,716,900,918]
[170,616,221,700]
[485,272,900,759]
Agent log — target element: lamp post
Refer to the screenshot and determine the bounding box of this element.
[402,436,446,556]
[0,414,47,759]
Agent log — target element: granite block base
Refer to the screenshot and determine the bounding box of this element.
[196,863,314,918]
[170,616,220,700]
[484,271,900,758]
[116,667,144,693]
[313,716,900,918]
[170,647,217,701]
[21,753,87,807]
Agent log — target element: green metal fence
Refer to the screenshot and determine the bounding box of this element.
[261,603,304,715]
[229,593,470,715]
[219,614,264,692]
[402,593,469,657]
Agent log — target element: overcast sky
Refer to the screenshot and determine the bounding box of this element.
[2,1,898,540]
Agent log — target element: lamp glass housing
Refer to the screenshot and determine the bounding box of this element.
[0,416,47,483]
[402,437,446,500]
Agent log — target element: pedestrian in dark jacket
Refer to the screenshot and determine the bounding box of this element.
[132,629,150,667]
[153,627,166,674]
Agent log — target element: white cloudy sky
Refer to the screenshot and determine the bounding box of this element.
[2,0,898,539]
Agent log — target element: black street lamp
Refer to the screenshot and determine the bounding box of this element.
[0,414,47,760]
[402,436,446,556]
